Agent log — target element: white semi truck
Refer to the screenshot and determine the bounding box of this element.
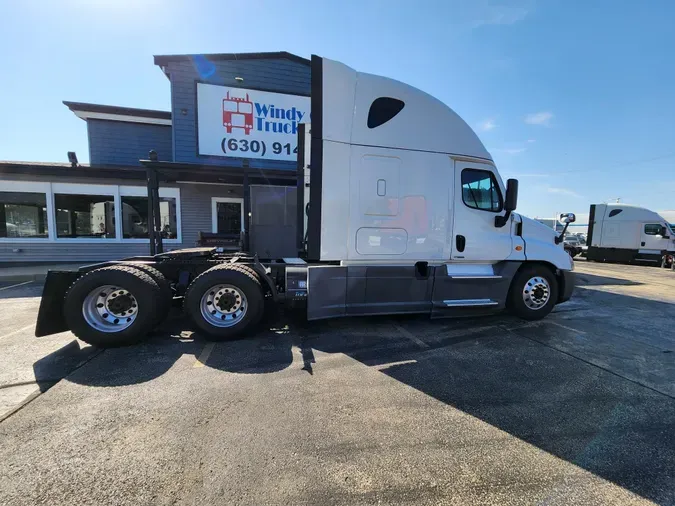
[586,203,675,265]
[35,55,575,347]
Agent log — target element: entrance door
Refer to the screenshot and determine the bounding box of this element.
[212,197,244,235]
[452,161,512,261]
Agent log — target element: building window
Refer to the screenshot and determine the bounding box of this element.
[0,182,181,243]
[120,196,178,239]
[54,194,116,238]
[0,192,49,238]
[461,169,503,212]
[367,97,405,128]
[644,224,663,236]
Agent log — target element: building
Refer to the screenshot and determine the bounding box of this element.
[0,52,310,264]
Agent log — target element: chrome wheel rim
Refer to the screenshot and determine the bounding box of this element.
[82,285,138,332]
[522,276,550,310]
[200,284,247,328]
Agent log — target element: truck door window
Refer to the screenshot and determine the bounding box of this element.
[644,224,662,235]
[461,169,502,212]
[367,97,405,128]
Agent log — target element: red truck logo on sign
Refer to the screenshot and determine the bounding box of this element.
[222,92,254,135]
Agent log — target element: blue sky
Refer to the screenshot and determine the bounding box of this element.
[1,0,674,218]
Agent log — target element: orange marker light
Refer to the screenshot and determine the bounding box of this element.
[515,245,523,251]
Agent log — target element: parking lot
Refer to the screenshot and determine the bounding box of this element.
[0,260,674,505]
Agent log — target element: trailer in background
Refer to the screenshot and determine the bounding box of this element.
[586,203,675,265]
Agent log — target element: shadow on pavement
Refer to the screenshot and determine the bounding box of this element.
[0,282,44,300]
[31,340,101,392]
[32,289,675,504]
[575,272,643,286]
[302,294,675,504]
[374,335,674,504]
[45,316,296,388]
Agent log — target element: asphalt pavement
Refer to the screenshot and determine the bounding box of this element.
[0,261,674,505]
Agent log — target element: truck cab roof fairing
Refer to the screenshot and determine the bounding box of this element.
[601,203,669,223]
[320,57,492,161]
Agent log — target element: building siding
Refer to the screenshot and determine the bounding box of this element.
[87,119,173,166]
[179,183,244,246]
[167,57,310,170]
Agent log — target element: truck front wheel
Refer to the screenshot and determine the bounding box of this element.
[184,264,264,340]
[64,266,162,347]
[507,265,558,320]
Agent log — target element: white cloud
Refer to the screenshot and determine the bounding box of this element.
[478,118,497,131]
[525,111,554,126]
[471,5,529,28]
[526,139,536,143]
[496,147,526,155]
[544,186,582,198]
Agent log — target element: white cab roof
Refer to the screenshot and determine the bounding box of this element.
[599,204,668,222]
[321,58,492,162]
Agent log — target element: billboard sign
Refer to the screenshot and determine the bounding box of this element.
[196,83,310,162]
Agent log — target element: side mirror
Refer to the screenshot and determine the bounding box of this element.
[495,179,518,228]
[559,213,576,224]
[504,179,519,212]
[555,213,577,244]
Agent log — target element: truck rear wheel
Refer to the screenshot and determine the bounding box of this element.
[64,266,162,347]
[184,264,264,340]
[126,263,172,328]
[507,265,558,320]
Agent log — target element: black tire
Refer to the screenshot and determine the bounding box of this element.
[184,264,264,340]
[126,263,172,328]
[507,265,559,321]
[64,265,162,347]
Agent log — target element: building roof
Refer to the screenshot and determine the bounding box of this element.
[153,51,310,67]
[0,160,146,181]
[1,160,79,168]
[63,101,172,125]
[0,160,297,186]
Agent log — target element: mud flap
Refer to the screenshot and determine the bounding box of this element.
[35,271,80,337]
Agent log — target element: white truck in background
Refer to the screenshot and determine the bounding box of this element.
[586,203,675,266]
[35,55,576,347]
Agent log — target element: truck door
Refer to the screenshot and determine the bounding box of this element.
[452,161,512,261]
[641,223,666,254]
